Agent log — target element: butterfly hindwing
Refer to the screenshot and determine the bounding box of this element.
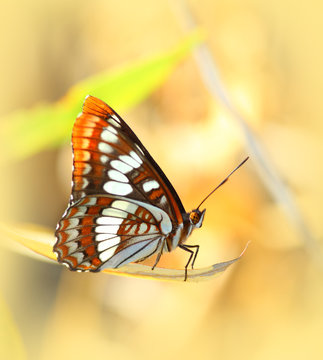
[54,195,173,271]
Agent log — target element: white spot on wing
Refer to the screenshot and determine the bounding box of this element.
[99,236,120,261]
[66,241,78,254]
[143,180,159,192]
[124,224,131,232]
[108,170,129,183]
[104,181,133,196]
[128,226,139,235]
[160,195,167,205]
[68,206,86,217]
[111,114,119,121]
[111,160,133,174]
[96,233,120,242]
[82,163,91,175]
[95,225,121,234]
[130,151,143,164]
[112,200,138,214]
[98,238,120,252]
[139,223,148,233]
[109,126,118,135]
[101,129,119,144]
[96,217,124,226]
[100,155,109,164]
[81,178,89,189]
[66,218,79,229]
[84,197,97,206]
[102,208,128,218]
[135,143,145,156]
[119,155,141,168]
[64,229,79,241]
[98,142,113,154]
[74,252,84,263]
[109,117,121,128]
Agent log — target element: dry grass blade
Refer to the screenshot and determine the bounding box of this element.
[0,222,247,282]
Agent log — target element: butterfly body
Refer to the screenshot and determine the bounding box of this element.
[54,96,205,278]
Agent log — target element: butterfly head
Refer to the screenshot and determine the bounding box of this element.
[189,208,206,228]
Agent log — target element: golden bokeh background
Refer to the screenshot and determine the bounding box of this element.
[1,0,323,359]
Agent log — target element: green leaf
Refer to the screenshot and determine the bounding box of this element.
[1,31,202,163]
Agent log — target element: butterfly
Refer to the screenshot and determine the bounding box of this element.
[54,95,248,280]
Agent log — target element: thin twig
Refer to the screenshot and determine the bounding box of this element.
[171,0,322,265]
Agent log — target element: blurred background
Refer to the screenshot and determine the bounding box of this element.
[0,0,323,359]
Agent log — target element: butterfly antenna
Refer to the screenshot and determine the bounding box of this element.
[196,157,249,210]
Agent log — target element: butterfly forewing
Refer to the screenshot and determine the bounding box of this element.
[54,96,185,271]
[71,96,184,222]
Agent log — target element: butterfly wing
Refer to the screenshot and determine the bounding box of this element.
[54,195,172,271]
[71,95,185,221]
[54,96,186,271]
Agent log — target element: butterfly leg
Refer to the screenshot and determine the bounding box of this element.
[179,244,200,281]
[182,244,200,269]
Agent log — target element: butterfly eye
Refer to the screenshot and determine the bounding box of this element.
[189,211,201,225]
[189,209,206,228]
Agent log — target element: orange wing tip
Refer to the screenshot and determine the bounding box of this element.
[82,95,114,118]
